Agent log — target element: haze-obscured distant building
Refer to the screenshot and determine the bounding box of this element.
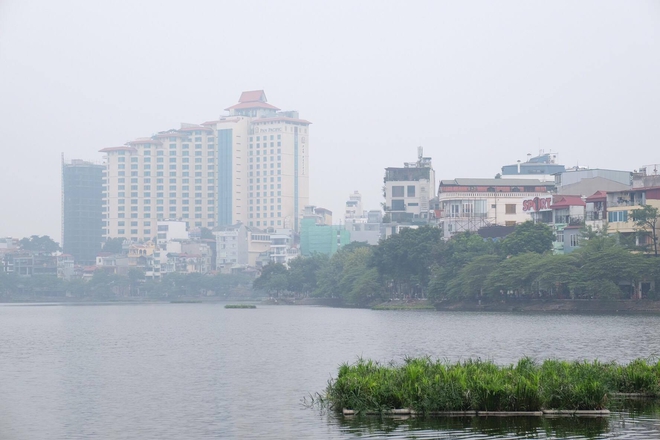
[100,90,310,242]
[156,220,188,245]
[345,191,363,222]
[555,168,632,196]
[344,191,382,245]
[62,158,104,265]
[3,251,58,277]
[501,152,565,182]
[633,164,660,188]
[214,223,249,271]
[346,210,382,245]
[268,229,298,266]
[57,254,75,280]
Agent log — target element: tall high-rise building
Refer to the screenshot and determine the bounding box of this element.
[100,90,310,242]
[222,90,310,231]
[62,158,104,265]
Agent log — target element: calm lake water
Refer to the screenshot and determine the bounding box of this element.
[1,303,660,439]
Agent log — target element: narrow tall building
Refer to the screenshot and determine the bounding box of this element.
[62,158,104,265]
[383,147,436,225]
[100,91,310,242]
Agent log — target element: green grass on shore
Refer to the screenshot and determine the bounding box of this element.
[224,304,257,309]
[322,357,660,413]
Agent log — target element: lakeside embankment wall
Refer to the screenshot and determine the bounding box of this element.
[433,299,660,314]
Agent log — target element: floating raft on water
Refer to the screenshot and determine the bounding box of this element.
[324,357,660,417]
[342,408,611,417]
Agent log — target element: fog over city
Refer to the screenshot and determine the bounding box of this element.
[0,0,658,240]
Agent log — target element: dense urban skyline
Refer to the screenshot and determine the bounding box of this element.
[1,0,659,240]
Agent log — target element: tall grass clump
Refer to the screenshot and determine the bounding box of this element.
[606,358,660,395]
[323,357,660,414]
[538,360,608,410]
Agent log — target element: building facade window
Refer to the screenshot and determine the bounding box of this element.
[608,211,628,222]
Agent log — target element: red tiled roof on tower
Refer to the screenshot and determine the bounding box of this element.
[239,90,267,103]
[225,90,280,111]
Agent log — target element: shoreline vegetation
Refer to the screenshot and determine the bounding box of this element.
[253,224,660,308]
[318,357,660,415]
[5,223,660,310]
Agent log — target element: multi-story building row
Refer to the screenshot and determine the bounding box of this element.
[213,224,299,272]
[99,90,310,243]
[436,178,557,239]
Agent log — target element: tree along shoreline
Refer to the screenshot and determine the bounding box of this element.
[261,297,660,314]
[253,223,660,306]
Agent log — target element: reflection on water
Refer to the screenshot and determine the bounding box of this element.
[331,401,660,439]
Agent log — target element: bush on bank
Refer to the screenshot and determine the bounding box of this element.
[323,357,660,413]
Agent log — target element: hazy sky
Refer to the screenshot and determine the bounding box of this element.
[1,0,658,242]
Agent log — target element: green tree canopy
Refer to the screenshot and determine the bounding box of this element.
[499,222,554,256]
[253,263,289,296]
[485,252,546,297]
[445,254,503,299]
[200,227,215,240]
[287,253,328,295]
[369,226,442,297]
[19,235,60,253]
[632,205,660,256]
[428,232,496,299]
[102,238,125,254]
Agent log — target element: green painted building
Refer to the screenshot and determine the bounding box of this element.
[300,218,350,256]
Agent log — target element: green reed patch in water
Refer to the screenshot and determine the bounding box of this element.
[322,357,660,414]
[224,304,257,309]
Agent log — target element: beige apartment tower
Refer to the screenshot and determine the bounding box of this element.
[100,91,310,242]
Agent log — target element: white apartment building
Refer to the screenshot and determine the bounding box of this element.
[269,229,298,266]
[214,223,249,271]
[345,191,364,222]
[383,148,436,236]
[437,178,556,239]
[101,127,217,242]
[101,90,310,242]
[156,220,188,245]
